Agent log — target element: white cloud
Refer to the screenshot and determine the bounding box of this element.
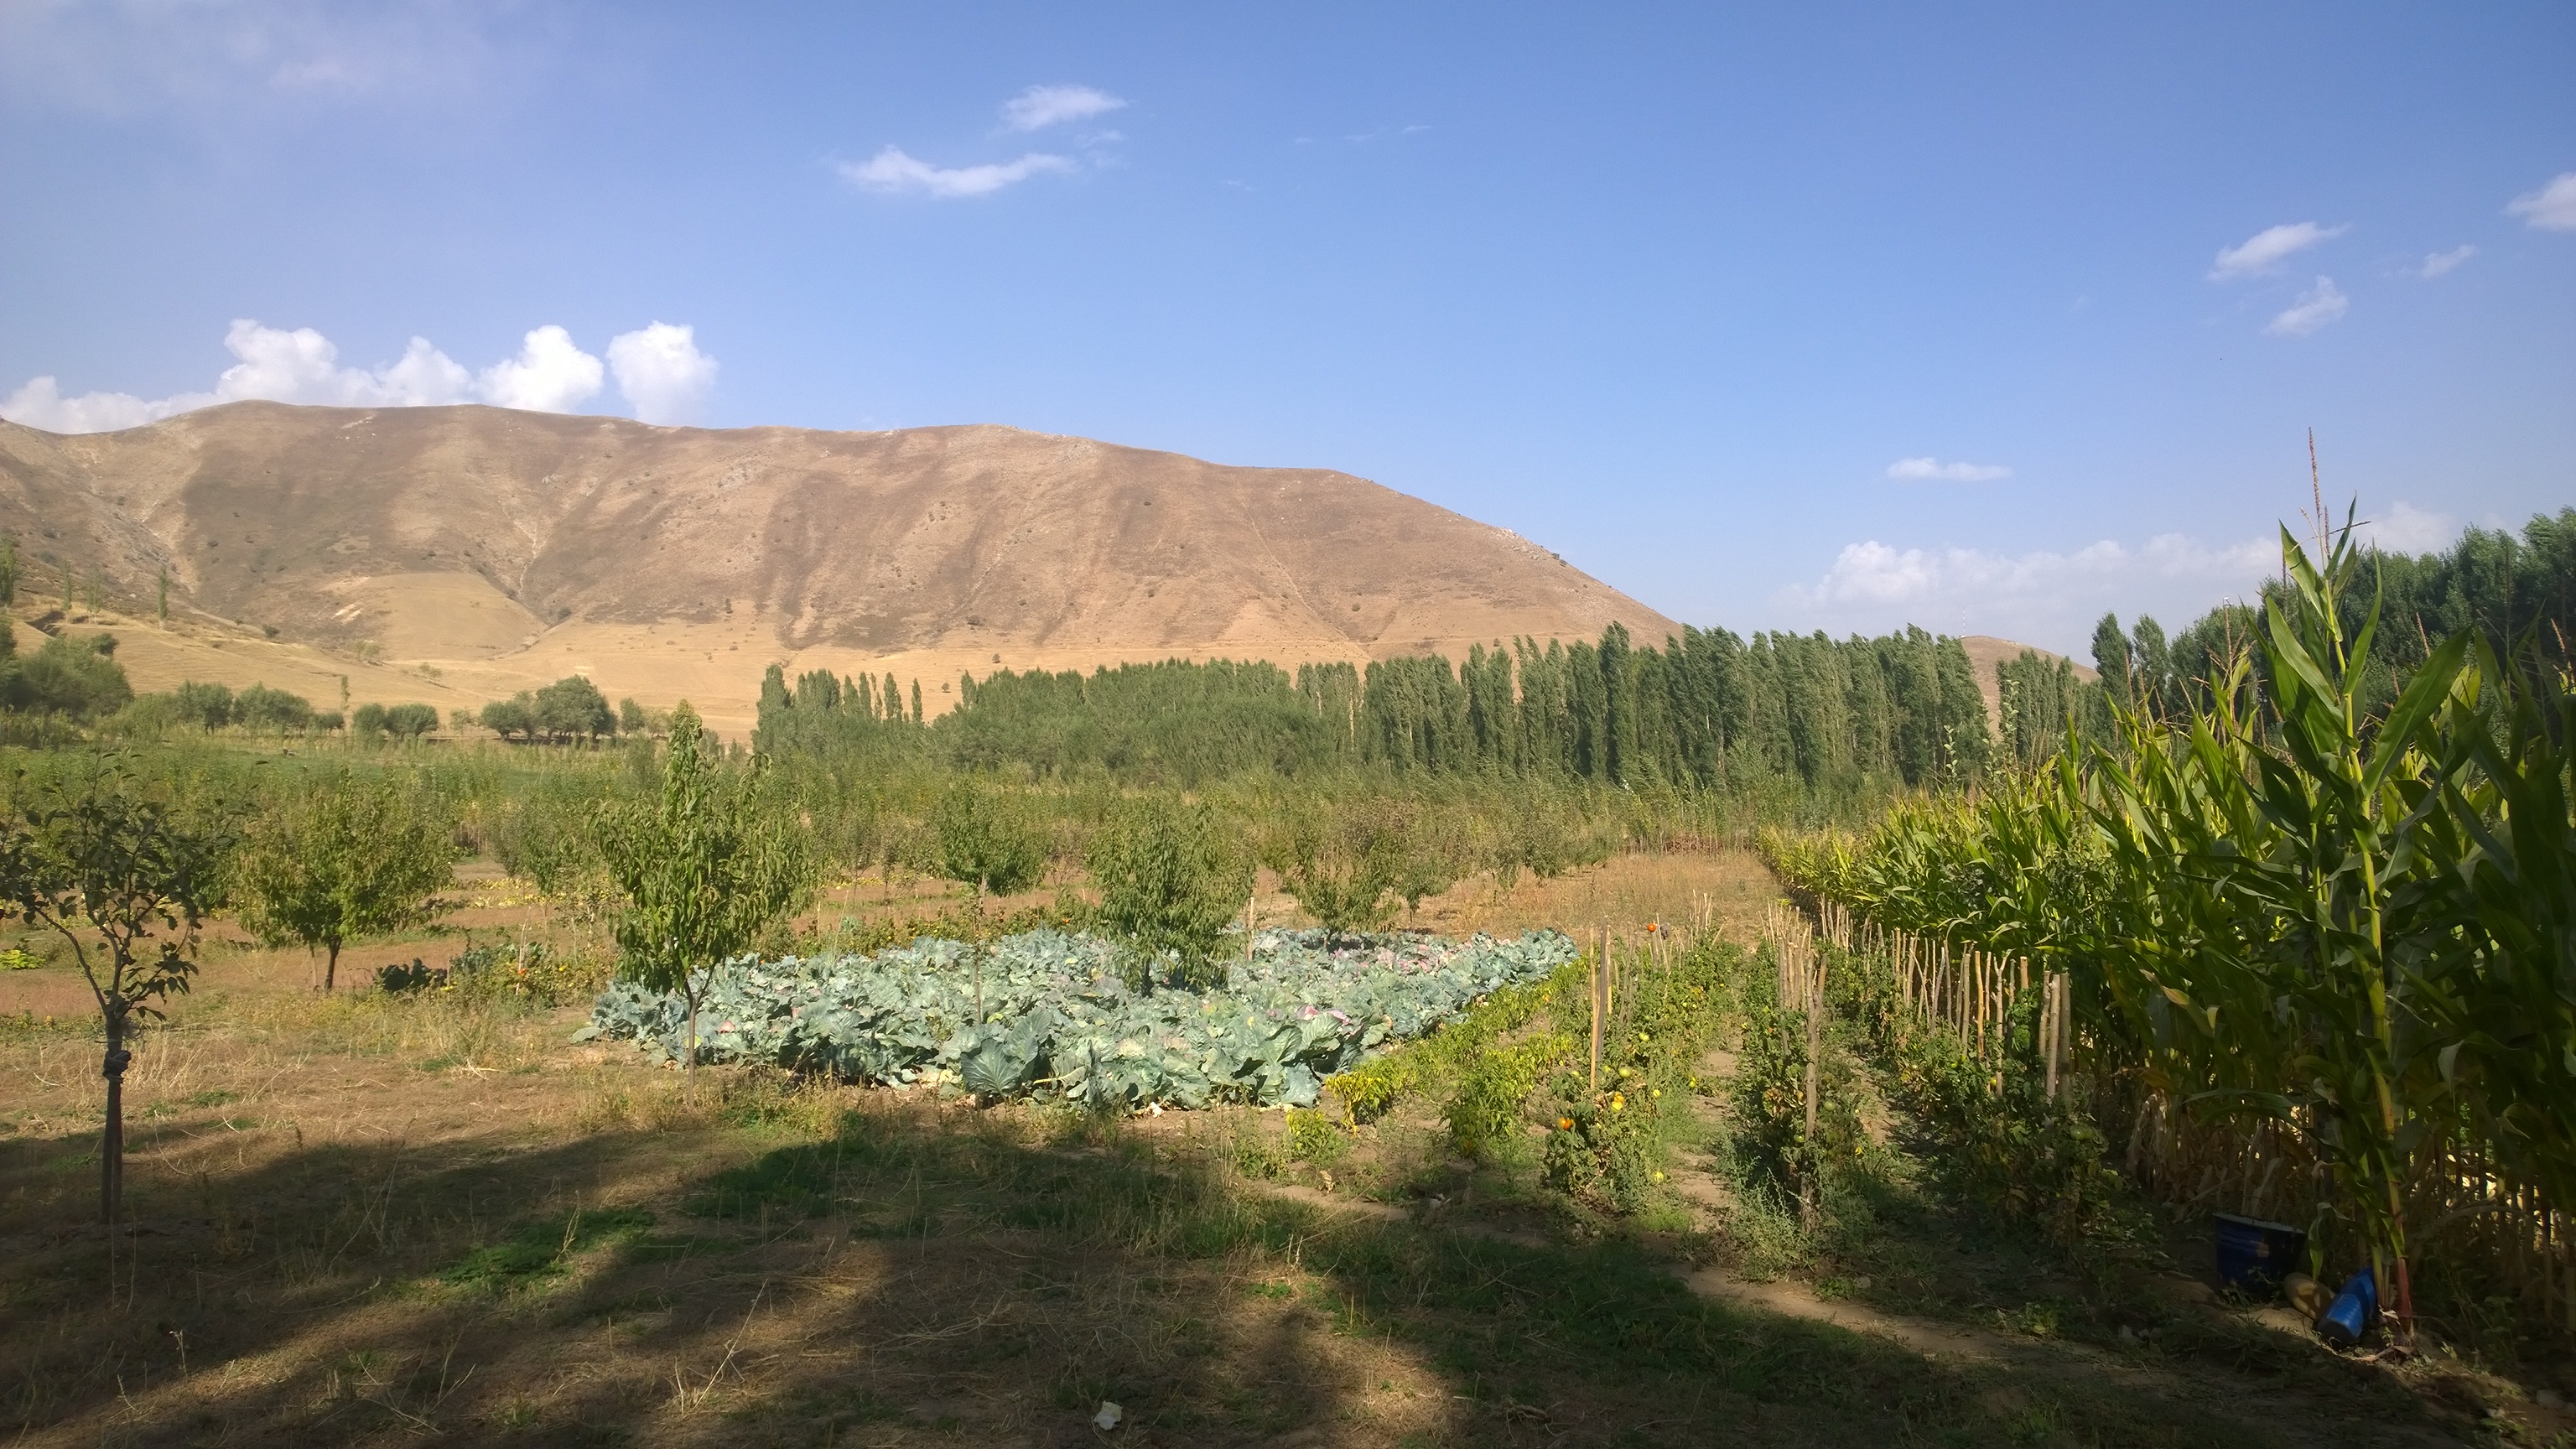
[0,319,680,434]
[608,322,718,425]
[1887,456,2012,483]
[1,319,482,432]
[0,377,204,434]
[1794,538,2132,607]
[2506,172,2576,231]
[2415,245,2476,278]
[1778,531,2277,654]
[1000,84,1124,132]
[840,145,1075,198]
[2265,276,2349,336]
[2210,221,2347,280]
[2358,501,2462,554]
[216,319,476,406]
[474,325,604,412]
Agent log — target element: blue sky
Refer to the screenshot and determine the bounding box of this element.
[3,2,2570,654]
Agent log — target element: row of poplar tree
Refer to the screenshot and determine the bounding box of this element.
[754,621,1996,797]
[761,508,2576,792]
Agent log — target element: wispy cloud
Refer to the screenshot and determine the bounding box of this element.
[2210,221,2347,280]
[1,319,702,434]
[840,145,1075,198]
[1000,83,1124,132]
[1886,456,2012,483]
[0,0,533,117]
[2414,245,2476,278]
[2265,276,2349,336]
[2506,172,2576,231]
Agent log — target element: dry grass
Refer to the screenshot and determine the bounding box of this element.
[0,851,2507,1447]
[1404,847,1781,943]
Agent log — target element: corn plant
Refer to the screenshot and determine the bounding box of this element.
[1763,517,2576,1330]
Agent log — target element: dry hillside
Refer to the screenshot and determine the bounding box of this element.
[0,402,1679,733]
[1957,634,2100,730]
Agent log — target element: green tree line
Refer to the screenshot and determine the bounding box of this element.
[755,623,1996,802]
[1996,506,2576,766]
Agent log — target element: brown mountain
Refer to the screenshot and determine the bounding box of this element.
[1957,635,2100,730]
[0,402,1679,733]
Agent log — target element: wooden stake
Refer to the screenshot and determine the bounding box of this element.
[2043,971,2060,1100]
[1800,932,1823,1233]
[1588,927,1606,1093]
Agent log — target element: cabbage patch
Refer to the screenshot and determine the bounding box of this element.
[578,927,1572,1109]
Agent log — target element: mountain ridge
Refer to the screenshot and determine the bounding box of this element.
[0,402,1681,732]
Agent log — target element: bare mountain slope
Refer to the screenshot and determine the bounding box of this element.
[1958,634,2100,730]
[0,402,1678,731]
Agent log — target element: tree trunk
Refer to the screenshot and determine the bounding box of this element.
[324,941,340,992]
[101,1005,130,1225]
[686,988,702,1102]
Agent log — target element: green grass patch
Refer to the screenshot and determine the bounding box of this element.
[439,1207,655,1292]
[682,1140,843,1220]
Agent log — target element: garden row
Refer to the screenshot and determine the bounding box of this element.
[579,927,1576,1109]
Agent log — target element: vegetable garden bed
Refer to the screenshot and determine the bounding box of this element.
[578,927,1576,1109]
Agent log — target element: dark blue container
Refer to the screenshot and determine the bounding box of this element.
[2214,1213,2308,1293]
[2318,1267,2377,1346]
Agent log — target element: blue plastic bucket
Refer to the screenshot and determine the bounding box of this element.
[2318,1267,2377,1346]
[2214,1213,2307,1293]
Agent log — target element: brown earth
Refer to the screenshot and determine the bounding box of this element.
[0,402,1683,735]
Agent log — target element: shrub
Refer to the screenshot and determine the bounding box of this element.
[480,696,537,740]
[170,679,236,729]
[377,958,446,993]
[236,683,316,733]
[384,702,439,738]
[3,632,132,719]
[1260,796,1410,937]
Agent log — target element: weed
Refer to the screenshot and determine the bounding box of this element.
[1285,1106,1349,1166]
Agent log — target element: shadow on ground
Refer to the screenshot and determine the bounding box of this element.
[1,1085,2474,1448]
